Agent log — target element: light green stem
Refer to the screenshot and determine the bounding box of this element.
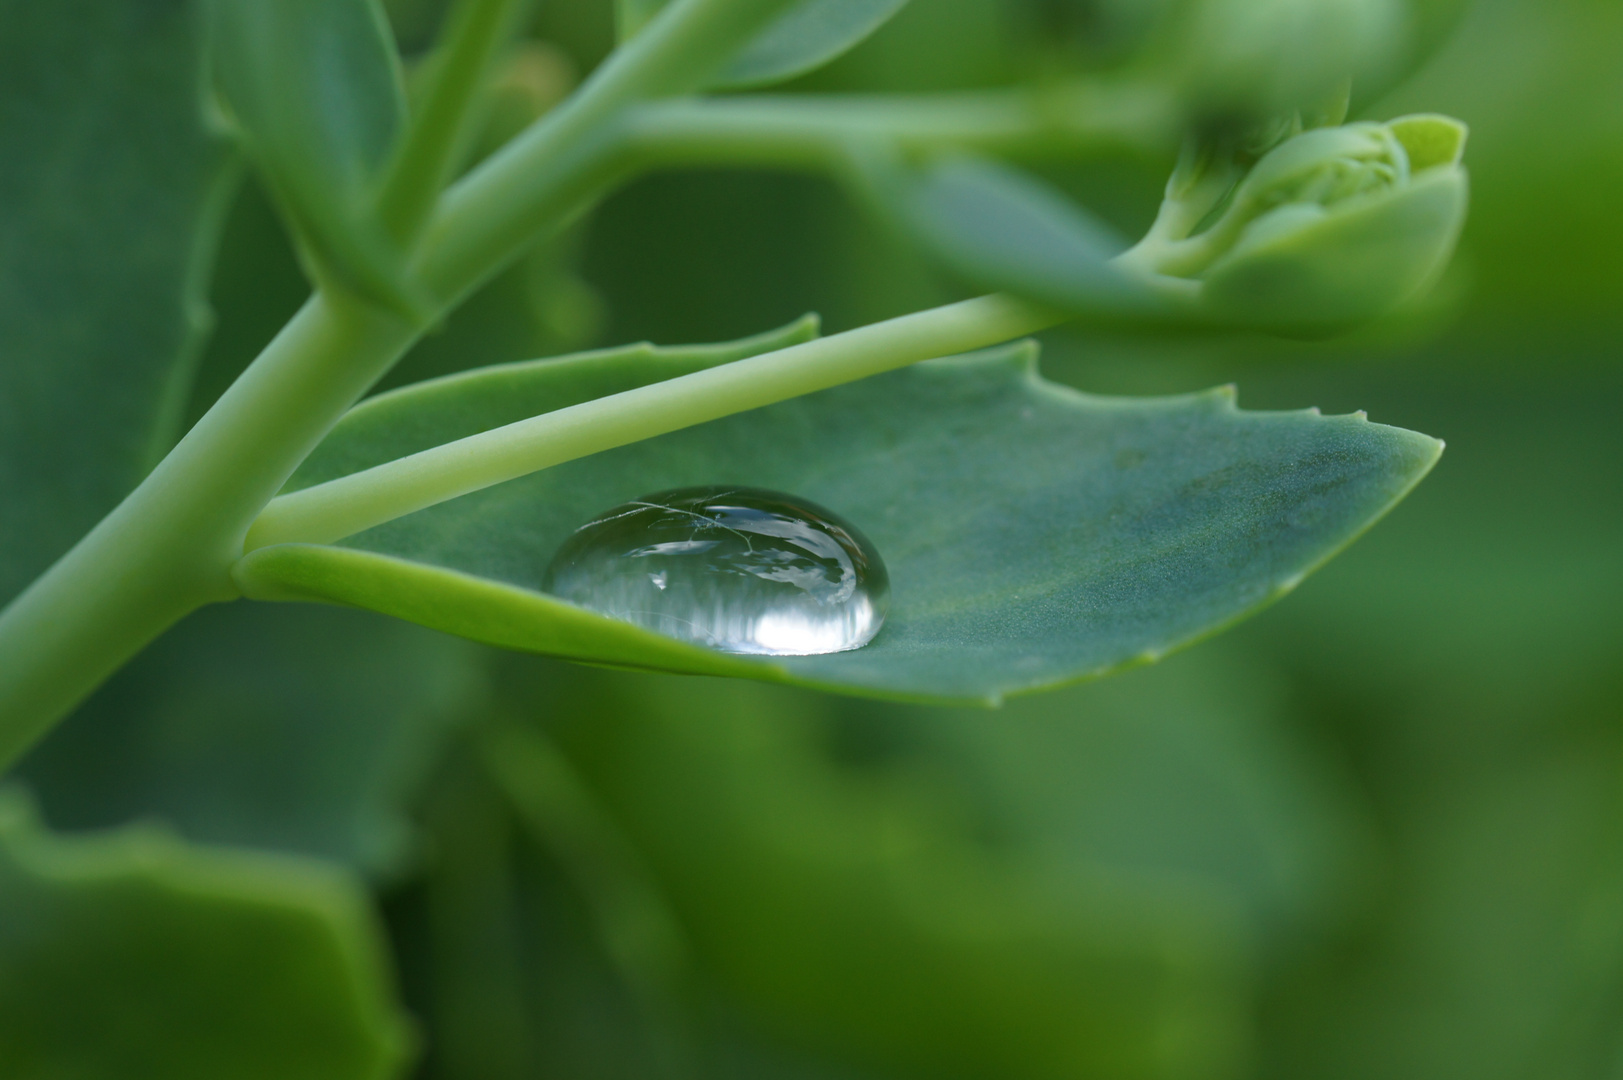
[414,0,800,303]
[377,0,529,245]
[246,294,1059,549]
[622,81,1176,170]
[0,0,800,763]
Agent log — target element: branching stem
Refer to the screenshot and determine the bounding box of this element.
[0,295,415,763]
[0,0,1147,764]
[0,0,802,762]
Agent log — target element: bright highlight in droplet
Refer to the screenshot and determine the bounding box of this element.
[543,486,890,656]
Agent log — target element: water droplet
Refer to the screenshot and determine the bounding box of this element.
[544,486,889,656]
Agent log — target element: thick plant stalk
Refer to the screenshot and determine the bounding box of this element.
[0,0,806,764]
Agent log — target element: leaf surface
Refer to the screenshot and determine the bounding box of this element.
[0,0,233,606]
[0,791,412,1079]
[237,335,1441,704]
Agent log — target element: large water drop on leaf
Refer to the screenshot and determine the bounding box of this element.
[544,486,889,656]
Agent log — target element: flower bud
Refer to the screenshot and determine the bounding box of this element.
[1142,114,1468,335]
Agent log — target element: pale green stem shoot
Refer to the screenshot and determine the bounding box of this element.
[377,0,530,245]
[246,295,1060,549]
[621,80,1177,170]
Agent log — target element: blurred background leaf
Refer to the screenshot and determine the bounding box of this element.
[15,603,485,878]
[0,0,234,607]
[0,791,413,1079]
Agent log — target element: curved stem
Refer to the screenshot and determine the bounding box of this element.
[0,294,416,765]
[246,294,1060,549]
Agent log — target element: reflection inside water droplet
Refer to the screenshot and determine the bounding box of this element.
[543,486,889,656]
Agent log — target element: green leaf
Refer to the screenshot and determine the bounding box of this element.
[17,602,484,877]
[0,790,413,1079]
[867,155,1179,324]
[618,0,910,89]
[0,0,235,606]
[204,0,416,311]
[236,333,1441,704]
[714,0,913,89]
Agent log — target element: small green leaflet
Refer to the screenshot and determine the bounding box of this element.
[204,0,416,312]
[865,153,1180,323]
[619,0,911,88]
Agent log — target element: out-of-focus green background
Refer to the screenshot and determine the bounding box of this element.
[14,0,1623,1077]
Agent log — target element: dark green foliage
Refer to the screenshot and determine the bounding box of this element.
[17,602,484,876]
[621,0,913,87]
[870,154,1165,320]
[0,792,413,1079]
[714,0,915,87]
[0,0,233,605]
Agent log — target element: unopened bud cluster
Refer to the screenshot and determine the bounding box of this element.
[1131,114,1469,334]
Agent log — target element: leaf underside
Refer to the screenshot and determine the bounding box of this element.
[238,332,1441,705]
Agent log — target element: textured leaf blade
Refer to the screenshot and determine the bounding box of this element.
[238,339,1441,704]
[0,0,234,606]
[0,791,412,1079]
